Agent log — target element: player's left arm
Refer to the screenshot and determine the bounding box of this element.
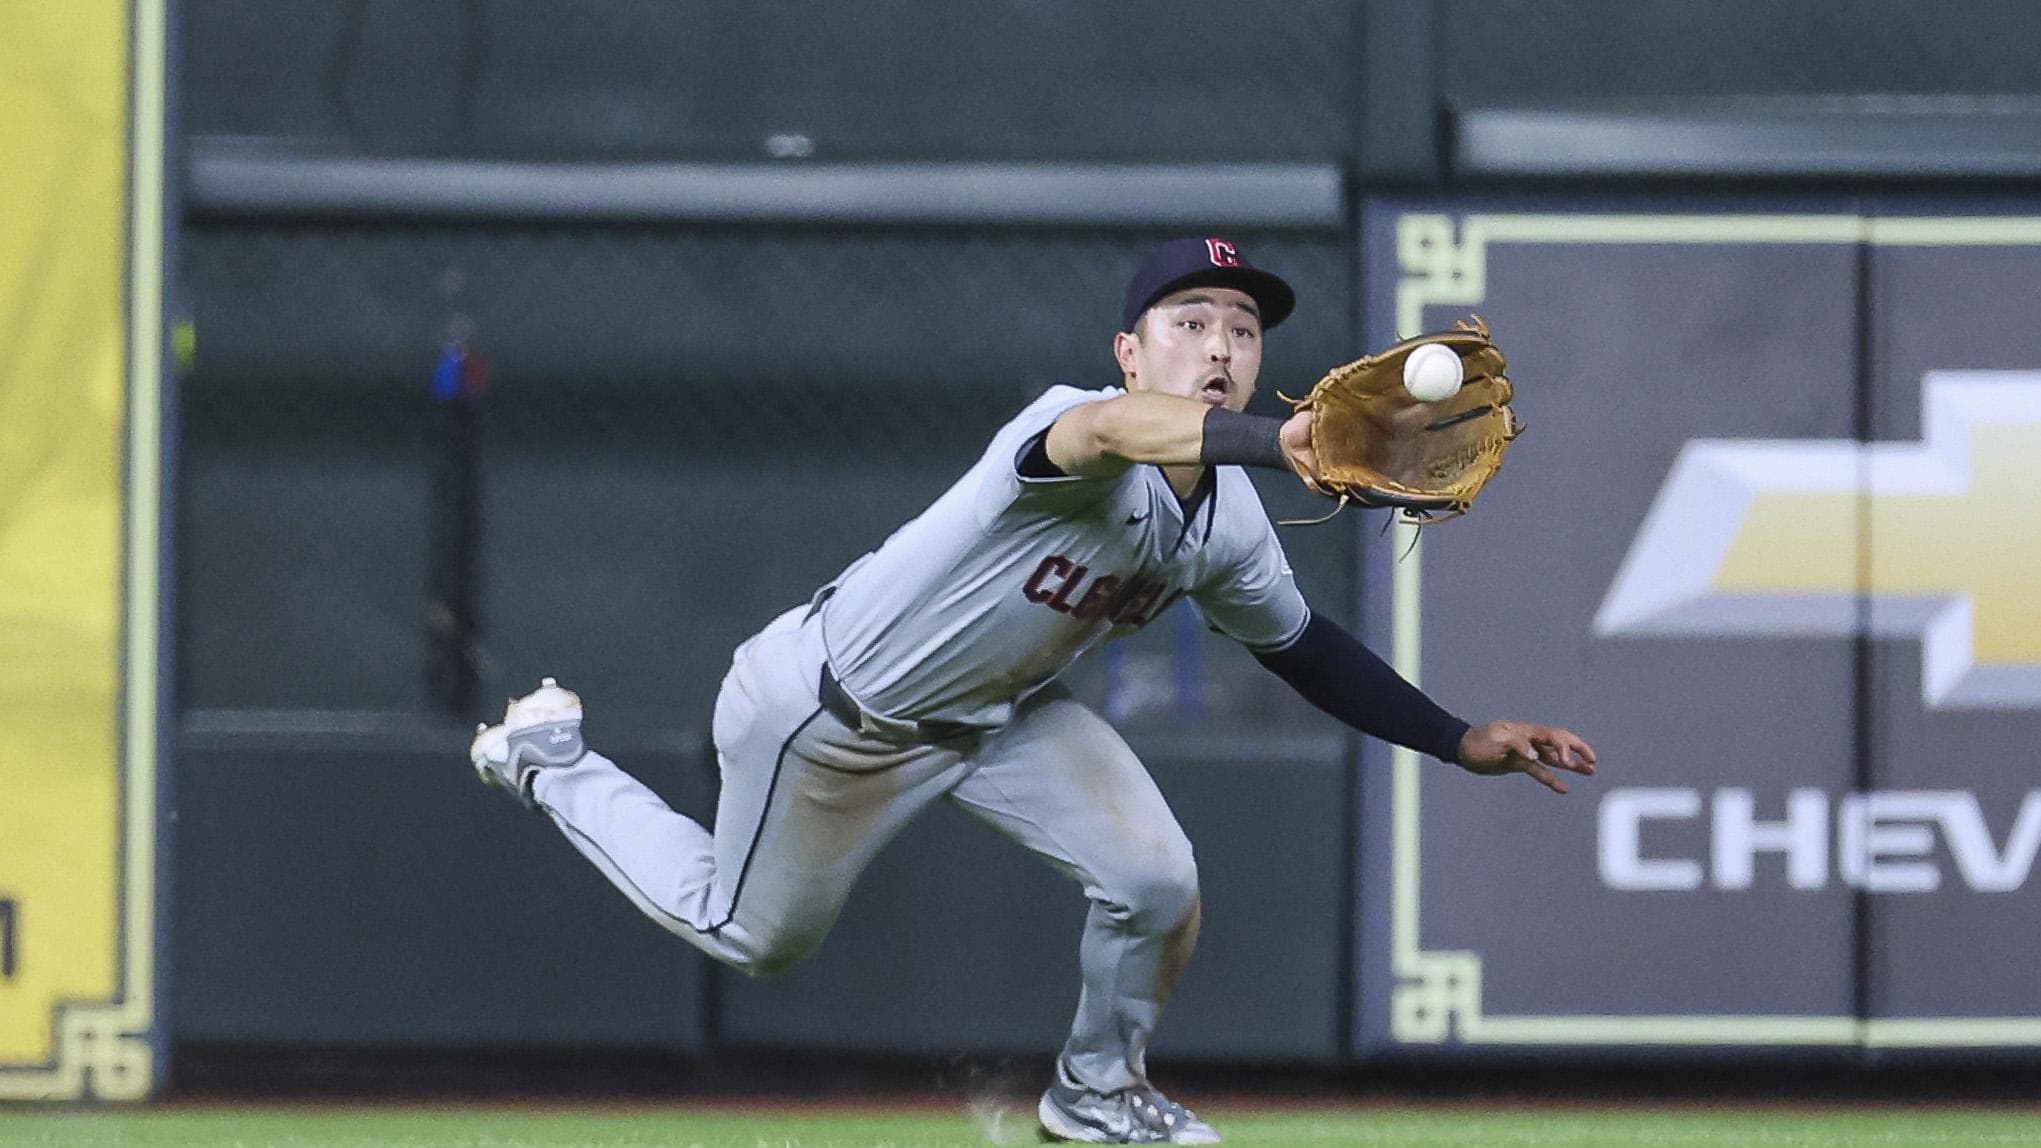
[1193,481,1594,793]
[1252,614,1596,794]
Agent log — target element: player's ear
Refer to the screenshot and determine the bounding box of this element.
[1113,328,1140,378]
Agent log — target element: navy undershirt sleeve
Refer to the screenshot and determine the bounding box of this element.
[1253,613,1470,765]
[1016,428,1068,479]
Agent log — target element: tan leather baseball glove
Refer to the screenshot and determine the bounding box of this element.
[1285,316,1521,523]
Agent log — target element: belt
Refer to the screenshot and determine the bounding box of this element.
[816,664,982,746]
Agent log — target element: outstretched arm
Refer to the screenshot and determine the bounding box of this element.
[1045,395,1319,483]
[1253,613,1469,765]
[1253,614,1597,794]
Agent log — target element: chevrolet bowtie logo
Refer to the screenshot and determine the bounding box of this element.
[1597,371,2041,709]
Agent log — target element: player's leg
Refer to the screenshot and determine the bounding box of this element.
[945,689,1217,1143]
[477,608,965,975]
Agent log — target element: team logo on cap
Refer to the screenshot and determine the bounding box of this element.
[1205,238,1241,267]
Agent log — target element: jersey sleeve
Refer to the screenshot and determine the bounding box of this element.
[1188,476,1312,652]
[970,384,1126,526]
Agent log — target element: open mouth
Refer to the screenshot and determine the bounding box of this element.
[1199,376,1231,405]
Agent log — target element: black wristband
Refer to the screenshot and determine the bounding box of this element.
[1198,407,1287,469]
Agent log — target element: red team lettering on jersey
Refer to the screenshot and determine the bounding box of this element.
[1021,555,1184,628]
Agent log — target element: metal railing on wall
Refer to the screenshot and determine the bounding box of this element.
[1451,96,2041,180]
[185,140,1348,229]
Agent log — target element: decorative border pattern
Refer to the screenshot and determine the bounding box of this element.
[1390,210,2041,1048]
[0,0,164,1101]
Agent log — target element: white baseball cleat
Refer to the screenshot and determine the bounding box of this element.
[470,677,585,810]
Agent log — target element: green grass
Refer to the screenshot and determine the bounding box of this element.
[0,1105,2035,1148]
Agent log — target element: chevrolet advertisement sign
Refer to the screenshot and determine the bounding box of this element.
[1358,205,2041,1054]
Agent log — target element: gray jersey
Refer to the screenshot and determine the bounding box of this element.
[820,385,1310,728]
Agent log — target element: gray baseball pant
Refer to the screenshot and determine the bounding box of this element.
[529,605,1200,1092]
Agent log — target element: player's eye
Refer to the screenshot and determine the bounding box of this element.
[1179,318,1203,331]
[1232,326,1258,340]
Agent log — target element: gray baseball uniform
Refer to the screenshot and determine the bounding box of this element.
[530,384,1309,1092]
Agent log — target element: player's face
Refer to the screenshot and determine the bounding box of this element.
[1116,287,1264,412]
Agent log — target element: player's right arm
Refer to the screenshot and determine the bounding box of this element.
[1043,393,1209,477]
[1044,394,1318,480]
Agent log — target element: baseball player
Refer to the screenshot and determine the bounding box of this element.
[470,237,1596,1144]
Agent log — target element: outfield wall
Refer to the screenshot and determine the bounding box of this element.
[11,1,2041,1103]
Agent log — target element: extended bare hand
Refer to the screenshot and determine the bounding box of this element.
[1456,721,1598,795]
[1279,408,1325,493]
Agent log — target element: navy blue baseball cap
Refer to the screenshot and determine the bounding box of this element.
[1121,236,1296,333]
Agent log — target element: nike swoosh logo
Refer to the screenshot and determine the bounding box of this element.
[1125,512,1150,526]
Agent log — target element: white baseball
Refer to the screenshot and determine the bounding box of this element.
[1401,343,1464,402]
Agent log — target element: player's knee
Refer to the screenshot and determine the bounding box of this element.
[724,919,824,978]
[1113,845,1200,929]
